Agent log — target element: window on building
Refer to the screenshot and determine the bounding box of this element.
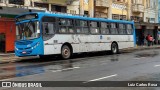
[110,23,118,34]
[120,15,126,20]
[9,0,24,5]
[126,24,133,34]
[90,21,100,34]
[84,11,89,17]
[75,20,89,34]
[100,22,110,34]
[112,14,119,20]
[51,5,67,13]
[34,2,49,10]
[70,10,76,14]
[119,24,126,34]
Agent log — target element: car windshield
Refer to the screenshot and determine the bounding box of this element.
[16,21,40,40]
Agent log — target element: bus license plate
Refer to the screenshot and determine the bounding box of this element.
[22,51,27,54]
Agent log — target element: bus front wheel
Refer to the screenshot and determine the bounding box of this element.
[61,45,71,59]
[111,43,119,54]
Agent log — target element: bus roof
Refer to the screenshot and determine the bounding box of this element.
[16,12,134,24]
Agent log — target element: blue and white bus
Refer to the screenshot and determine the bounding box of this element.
[15,12,136,59]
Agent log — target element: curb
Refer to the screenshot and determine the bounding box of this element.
[121,46,160,53]
[0,56,38,64]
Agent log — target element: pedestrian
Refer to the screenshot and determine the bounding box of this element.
[148,35,153,46]
[146,34,151,46]
[150,35,154,46]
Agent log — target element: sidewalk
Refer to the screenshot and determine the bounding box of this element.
[122,45,160,52]
[0,45,160,64]
[0,53,38,64]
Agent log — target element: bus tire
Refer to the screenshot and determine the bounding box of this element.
[111,42,119,54]
[61,45,71,59]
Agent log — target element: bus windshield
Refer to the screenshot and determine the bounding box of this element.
[16,21,40,40]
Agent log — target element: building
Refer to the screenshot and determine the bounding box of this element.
[0,0,46,53]
[94,0,111,18]
[158,0,160,23]
[0,18,15,52]
[33,0,67,13]
[111,0,130,20]
[67,0,94,17]
[133,0,159,45]
[0,0,46,18]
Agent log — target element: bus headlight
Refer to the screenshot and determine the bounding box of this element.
[32,42,40,49]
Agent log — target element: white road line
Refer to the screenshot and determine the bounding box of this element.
[134,57,146,60]
[84,74,117,83]
[154,65,160,67]
[52,67,80,72]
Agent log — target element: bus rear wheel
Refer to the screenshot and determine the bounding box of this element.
[111,43,119,54]
[61,45,71,59]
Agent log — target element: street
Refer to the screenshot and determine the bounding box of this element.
[0,49,160,90]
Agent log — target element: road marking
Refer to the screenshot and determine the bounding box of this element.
[101,63,108,65]
[52,67,80,72]
[154,65,160,67]
[134,57,146,60]
[84,74,117,83]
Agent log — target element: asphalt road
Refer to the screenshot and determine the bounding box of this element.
[0,49,160,90]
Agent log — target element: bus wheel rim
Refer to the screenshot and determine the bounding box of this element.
[112,44,117,53]
[62,47,70,58]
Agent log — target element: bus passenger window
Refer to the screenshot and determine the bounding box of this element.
[59,26,67,33]
[76,28,81,33]
[60,19,66,25]
[82,27,89,34]
[110,23,118,34]
[126,24,133,34]
[59,19,74,34]
[101,22,110,34]
[119,24,126,34]
[42,17,56,41]
[43,23,54,35]
[90,21,100,34]
[68,27,74,33]
[75,20,89,34]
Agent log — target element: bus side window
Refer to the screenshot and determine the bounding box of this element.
[42,17,56,35]
[59,19,67,33]
[67,19,74,34]
[41,16,56,40]
[110,23,118,34]
[126,24,133,34]
[100,22,110,34]
[58,19,74,34]
[119,24,126,35]
[90,21,100,34]
[43,23,54,35]
[75,20,89,34]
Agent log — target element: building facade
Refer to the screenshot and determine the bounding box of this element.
[158,0,160,23]
[0,0,46,18]
[111,0,129,20]
[133,0,159,45]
